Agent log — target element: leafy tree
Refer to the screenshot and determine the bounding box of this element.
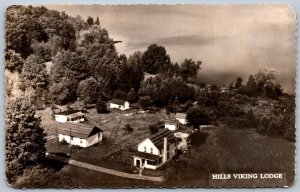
[6,6,77,57]
[116,52,144,92]
[180,59,201,81]
[87,16,94,26]
[210,84,218,91]
[6,97,46,184]
[77,77,101,104]
[234,77,243,89]
[138,96,152,109]
[6,10,47,57]
[127,52,144,91]
[69,15,85,38]
[47,77,76,105]
[127,88,137,103]
[149,124,159,134]
[113,89,128,100]
[21,54,48,90]
[50,49,88,83]
[186,107,210,128]
[123,124,134,133]
[141,44,171,74]
[31,41,52,61]
[96,98,108,113]
[5,49,24,73]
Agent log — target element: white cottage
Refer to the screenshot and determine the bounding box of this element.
[175,113,187,125]
[109,98,130,111]
[133,129,177,170]
[54,110,85,123]
[57,123,103,148]
[164,120,179,131]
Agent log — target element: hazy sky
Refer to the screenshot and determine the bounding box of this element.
[44,4,296,93]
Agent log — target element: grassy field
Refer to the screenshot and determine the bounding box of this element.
[41,102,295,187]
[162,125,295,187]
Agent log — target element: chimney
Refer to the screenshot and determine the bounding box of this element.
[163,137,168,163]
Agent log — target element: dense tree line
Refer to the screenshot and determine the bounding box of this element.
[234,69,283,99]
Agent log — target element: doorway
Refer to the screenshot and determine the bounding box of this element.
[136,160,140,168]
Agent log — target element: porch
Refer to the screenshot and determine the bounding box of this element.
[133,151,163,170]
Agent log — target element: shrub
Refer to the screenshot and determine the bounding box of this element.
[123,124,134,133]
[186,107,210,129]
[149,124,159,134]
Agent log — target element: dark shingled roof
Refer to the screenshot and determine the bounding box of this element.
[175,113,187,119]
[165,119,178,125]
[109,98,127,105]
[55,110,81,116]
[57,122,103,139]
[148,129,176,149]
[133,151,159,161]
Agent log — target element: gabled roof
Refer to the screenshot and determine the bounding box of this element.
[165,119,178,125]
[175,113,187,119]
[57,122,103,139]
[133,151,159,161]
[109,98,128,105]
[148,129,176,149]
[55,110,81,116]
[68,112,84,119]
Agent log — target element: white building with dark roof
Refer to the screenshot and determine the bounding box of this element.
[133,129,177,169]
[57,123,103,148]
[54,110,84,123]
[164,119,179,131]
[109,98,130,111]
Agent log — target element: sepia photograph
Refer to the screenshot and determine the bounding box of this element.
[5,4,296,188]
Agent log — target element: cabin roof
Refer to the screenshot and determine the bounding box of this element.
[133,151,159,161]
[175,113,187,119]
[148,129,176,149]
[55,110,82,116]
[109,98,127,105]
[68,112,84,119]
[165,119,178,125]
[57,122,103,139]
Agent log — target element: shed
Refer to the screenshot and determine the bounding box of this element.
[109,98,130,111]
[175,113,187,125]
[54,110,84,123]
[164,120,179,131]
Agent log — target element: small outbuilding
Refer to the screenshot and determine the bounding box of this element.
[109,98,130,111]
[175,113,187,125]
[54,110,84,123]
[164,120,179,131]
[57,123,103,148]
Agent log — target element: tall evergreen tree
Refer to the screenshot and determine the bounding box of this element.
[245,74,257,97]
[95,16,100,25]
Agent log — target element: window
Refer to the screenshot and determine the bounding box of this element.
[167,145,169,150]
[167,152,169,159]
[150,148,153,154]
[147,160,156,165]
[144,146,147,152]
